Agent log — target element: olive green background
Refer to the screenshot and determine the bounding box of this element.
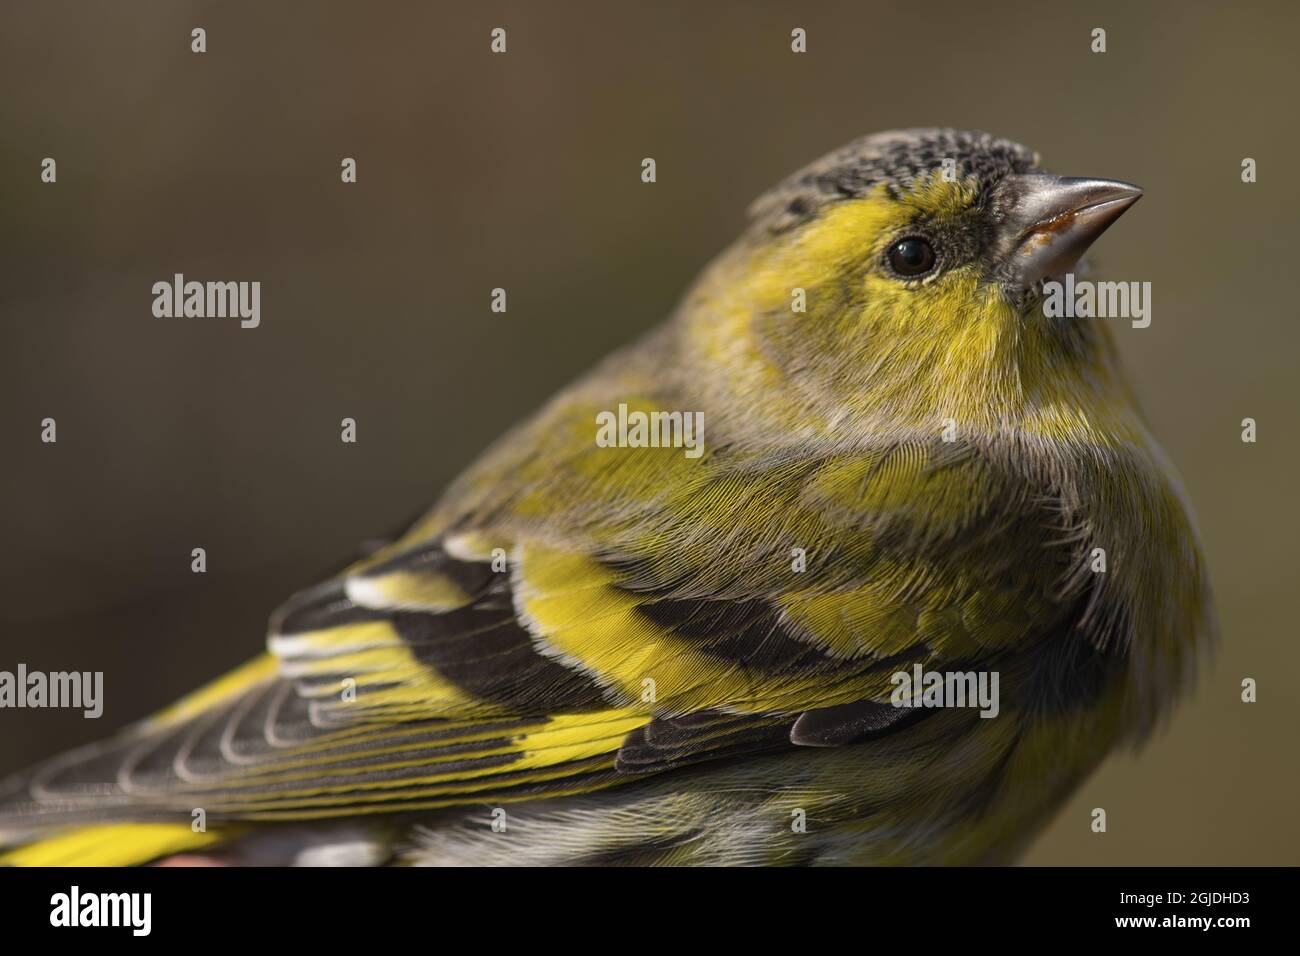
[1,1,1296,865]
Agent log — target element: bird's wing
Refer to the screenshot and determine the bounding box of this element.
[0,389,1096,832]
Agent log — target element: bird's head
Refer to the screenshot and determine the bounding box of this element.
[681,128,1144,445]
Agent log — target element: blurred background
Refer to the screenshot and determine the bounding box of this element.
[1,0,1296,864]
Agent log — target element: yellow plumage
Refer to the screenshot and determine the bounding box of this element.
[2,823,229,867]
[0,129,1212,866]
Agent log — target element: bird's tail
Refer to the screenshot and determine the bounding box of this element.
[0,821,231,866]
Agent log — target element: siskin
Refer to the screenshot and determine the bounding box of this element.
[0,129,1214,866]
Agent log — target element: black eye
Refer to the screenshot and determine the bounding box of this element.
[887,237,937,278]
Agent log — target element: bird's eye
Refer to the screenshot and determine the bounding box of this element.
[886,237,937,278]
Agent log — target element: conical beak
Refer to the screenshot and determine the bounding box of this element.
[995,175,1143,287]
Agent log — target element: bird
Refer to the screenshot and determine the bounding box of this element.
[0,128,1214,866]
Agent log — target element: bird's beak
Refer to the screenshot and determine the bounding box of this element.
[994,174,1142,287]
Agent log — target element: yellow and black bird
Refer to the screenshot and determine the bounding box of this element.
[1,129,1213,866]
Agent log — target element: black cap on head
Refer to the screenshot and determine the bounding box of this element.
[749,128,1040,233]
